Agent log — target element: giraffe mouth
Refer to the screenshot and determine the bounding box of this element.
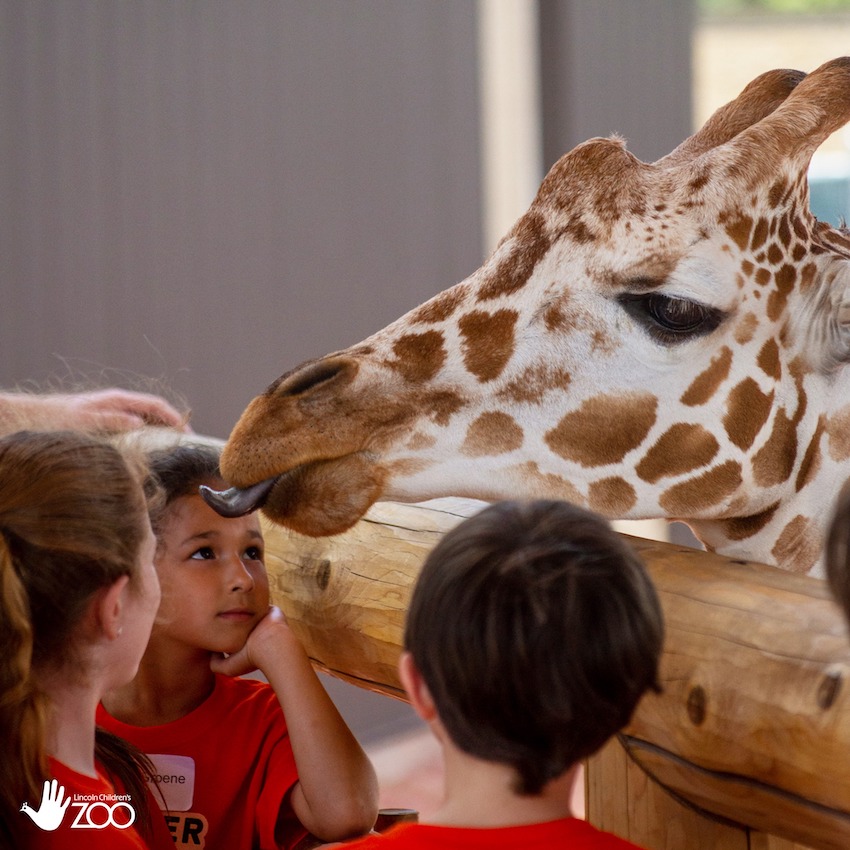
[202,453,387,537]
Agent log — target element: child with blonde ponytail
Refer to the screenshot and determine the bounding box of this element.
[0,430,172,850]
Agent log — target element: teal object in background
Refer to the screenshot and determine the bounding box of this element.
[809,153,850,227]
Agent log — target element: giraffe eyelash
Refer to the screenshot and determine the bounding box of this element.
[617,292,726,345]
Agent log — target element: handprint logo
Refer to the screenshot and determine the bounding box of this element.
[20,779,70,831]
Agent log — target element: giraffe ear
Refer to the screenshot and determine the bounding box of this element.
[720,58,850,183]
[657,67,804,165]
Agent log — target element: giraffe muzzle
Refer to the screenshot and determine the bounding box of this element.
[200,476,278,518]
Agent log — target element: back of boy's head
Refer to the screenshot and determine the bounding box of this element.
[404,499,664,796]
[145,442,222,536]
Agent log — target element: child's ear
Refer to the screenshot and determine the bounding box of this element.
[398,651,437,722]
[90,575,131,641]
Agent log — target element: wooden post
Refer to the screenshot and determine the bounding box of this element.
[259,498,850,850]
[586,738,750,850]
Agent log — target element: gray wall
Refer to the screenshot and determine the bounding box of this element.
[0,1,483,440]
[539,0,694,167]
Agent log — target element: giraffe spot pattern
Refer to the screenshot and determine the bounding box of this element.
[777,217,792,249]
[421,390,465,427]
[406,432,437,451]
[788,358,809,424]
[497,364,572,404]
[795,416,825,493]
[544,393,658,467]
[752,408,797,487]
[410,287,466,325]
[540,289,579,333]
[816,220,850,255]
[477,211,550,301]
[771,515,820,574]
[461,412,524,457]
[509,461,584,503]
[767,263,797,321]
[766,243,783,265]
[681,346,733,406]
[220,63,850,574]
[756,338,781,380]
[562,215,596,244]
[588,477,637,514]
[386,331,447,383]
[734,313,758,345]
[688,167,712,193]
[723,214,753,251]
[458,309,518,382]
[347,343,376,357]
[719,501,780,541]
[723,378,774,451]
[635,423,719,483]
[768,178,790,210]
[387,457,431,479]
[751,217,769,251]
[543,303,569,332]
[798,261,817,291]
[827,405,850,461]
[659,460,742,515]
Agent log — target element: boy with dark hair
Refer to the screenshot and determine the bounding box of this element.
[343,498,663,849]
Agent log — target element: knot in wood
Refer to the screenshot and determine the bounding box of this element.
[686,685,707,726]
[315,559,332,592]
[816,669,842,710]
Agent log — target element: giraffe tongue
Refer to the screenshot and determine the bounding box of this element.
[200,477,278,518]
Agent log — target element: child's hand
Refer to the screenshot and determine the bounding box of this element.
[210,605,304,678]
[213,608,380,841]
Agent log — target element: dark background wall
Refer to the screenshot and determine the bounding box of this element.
[0,0,694,742]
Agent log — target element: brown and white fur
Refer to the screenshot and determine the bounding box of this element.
[216,58,850,576]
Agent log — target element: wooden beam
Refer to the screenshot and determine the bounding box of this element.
[260,498,850,849]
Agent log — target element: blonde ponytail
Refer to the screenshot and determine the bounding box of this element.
[0,430,151,837]
[0,529,49,835]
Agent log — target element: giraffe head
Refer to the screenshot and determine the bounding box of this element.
[215,58,850,574]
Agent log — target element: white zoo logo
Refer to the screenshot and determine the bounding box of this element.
[20,779,136,831]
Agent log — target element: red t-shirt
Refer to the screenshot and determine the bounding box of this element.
[16,757,173,850]
[97,674,304,850]
[341,819,647,849]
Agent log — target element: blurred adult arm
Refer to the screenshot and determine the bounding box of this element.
[0,388,191,434]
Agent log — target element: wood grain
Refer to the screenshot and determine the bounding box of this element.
[259,498,850,849]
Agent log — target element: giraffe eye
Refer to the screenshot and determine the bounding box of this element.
[617,293,724,344]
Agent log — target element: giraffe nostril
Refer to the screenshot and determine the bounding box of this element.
[272,357,355,398]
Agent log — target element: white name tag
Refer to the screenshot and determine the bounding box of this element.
[146,753,196,812]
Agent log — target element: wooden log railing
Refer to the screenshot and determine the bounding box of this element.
[259,498,850,850]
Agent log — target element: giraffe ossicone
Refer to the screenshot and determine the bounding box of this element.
[216,57,850,576]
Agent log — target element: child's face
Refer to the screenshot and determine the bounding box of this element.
[153,491,270,655]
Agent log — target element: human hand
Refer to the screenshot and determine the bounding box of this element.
[210,605,303,678]
[46,389,192,433]
[20,779,71,832]
[0,388,191,434]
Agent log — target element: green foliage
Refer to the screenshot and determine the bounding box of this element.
[701,0,850,14]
